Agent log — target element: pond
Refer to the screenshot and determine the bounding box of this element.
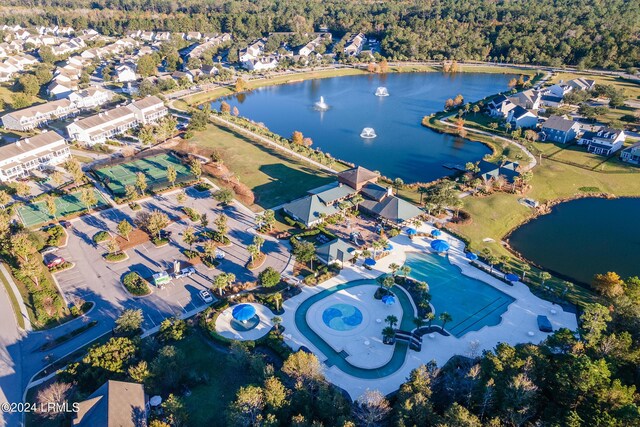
[508,197,640,285]
[216,72,516,183]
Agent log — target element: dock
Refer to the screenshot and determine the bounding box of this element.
[443,163,467,172]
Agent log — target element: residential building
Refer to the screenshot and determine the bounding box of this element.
[282,194,340,227]
[621,142,640,165]
[0,131,70,181]
[487,94,516,118]
[244,56,279,71]
[567,78,596,92]
[344,33,366,56]
[66,96,167,145]
[240,38,266,64]
[539,115,580,143]
[1,99,78,131]
[47,81,76,99]
[545,82,573,99]
[540,94,564,108]
[580,127,626,156]
[507,105,538,129]
[115,63,137,82]
[337,166,379,191]
[68,87,114,109]
[508,89,542,110]
[73,380,148,427]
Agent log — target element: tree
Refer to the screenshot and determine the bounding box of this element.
[139,126,155,145]
[382,326,395,343]
[353,389,391,427]
[389,263,400,276]
[271,315,282,332]
[15,182,30,197]
[212,273,229,296]
[235,78,247,93]
[282,351,324,387]
[229,385,265,426]
[520,263,531,280]
[293,240,316,269]
[64,158,84,185]
[166,165,177,187]
[11,93,30,109]
[220,101,231,114]
[592,271,625,298]
[80,187,98,212]
[36,381,72,420]
[183,226,196,250]
[18,74,40,96]
[0,190,10,208]
[45,194,57,219]
[291,130,304,145]
[106,237,120,255]
[425,312,435,329]
[114,309,143,335]
[385,315,398,328]
[213,188,234,205]
[162,394,188,427]
[51,170,65,187]
[117,219,133,241]
[539,271,552,286]
[400,265,411,278]
[189,159,202,181]
[263,376,288,410]
[136,54,158,77]
[253,235,264,254]
[128,360,150,384]
[10,232,34,261]
[439,312,452,332]
[125,185,137,201]
[273,292,283,312]
[135,172,147,196]
[159,317,187,342]
[247,244,259,264]
[144,210,169,239]
[258,267,280,288]
[256,209,275,232]
[580,303,612,348]
[214,213,228,238]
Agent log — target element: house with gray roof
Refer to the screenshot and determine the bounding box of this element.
[359,195,423,225]
[308,182,356,205]
[539,115,580,143]
[507,105,538,129]
[316,238,357,266]
[621,142,640,165]
[579,127,626,156]
[73,380,148,427]
[0,131,69,182]
[282,194,340,227]
[477,160,520,184]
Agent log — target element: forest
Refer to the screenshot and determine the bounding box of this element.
[0,0,638,69]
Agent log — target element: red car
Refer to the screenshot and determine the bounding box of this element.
[43,254,65,269]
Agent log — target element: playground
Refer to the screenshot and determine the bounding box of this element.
[17,188,110,227]
[93,152,193,197]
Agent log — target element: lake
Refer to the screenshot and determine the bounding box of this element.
[216,72,515,183]
[508,197,640,285]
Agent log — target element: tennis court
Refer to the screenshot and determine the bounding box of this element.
[18,189,110,228]
[94,152,193,197]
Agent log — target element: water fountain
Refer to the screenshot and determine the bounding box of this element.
[375,86,389,97]
[360,127,377,138]
[315,96,329,110]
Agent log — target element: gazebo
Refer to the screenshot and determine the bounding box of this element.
[232,304,257,323]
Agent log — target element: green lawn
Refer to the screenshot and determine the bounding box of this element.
[191,122,336,210]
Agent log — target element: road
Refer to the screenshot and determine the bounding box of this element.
[0,183,292,426]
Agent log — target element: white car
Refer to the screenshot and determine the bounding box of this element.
[215,249,225,260]
[174,267,196,279]
[199,289,213,303]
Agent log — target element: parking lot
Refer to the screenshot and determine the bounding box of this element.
[51,185,291,330]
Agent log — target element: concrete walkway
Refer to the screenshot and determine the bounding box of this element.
[0,263,32,332]
[215,303,274,341]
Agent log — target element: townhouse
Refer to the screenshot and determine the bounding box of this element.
[1,99,78,131]
[0,131,70,182]
[579,127,626,156]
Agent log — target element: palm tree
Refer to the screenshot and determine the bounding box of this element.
[439,312,452,332]
[385,315,398,328]
[382,276,395,291]
[212,274,227,296]
[382,326,395,344]
[247,244,259,263]
[413,317,426,330]
[425,312,435,329]
[272,316,282,332]
[520,263,531,280]
[273,293,283,312]
[388,263,400,276]
[540,271,552,286]
[350,194,364,211]
[400,265,411,279]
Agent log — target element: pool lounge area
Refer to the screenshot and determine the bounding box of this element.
[279,224,579,400]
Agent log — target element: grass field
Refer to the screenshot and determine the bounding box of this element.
[191,122,336,210]
[17,188,110,227]
[94,152,193,197]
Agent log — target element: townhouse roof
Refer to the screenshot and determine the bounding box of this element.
[541,115,577,132]
[0,131,65,160]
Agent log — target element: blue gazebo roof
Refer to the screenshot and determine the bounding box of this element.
[232,304,256,321]
[430,239,450,252]
[382,295,396,305]
[364,257,377,266]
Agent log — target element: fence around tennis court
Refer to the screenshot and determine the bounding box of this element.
[17,189,110,228]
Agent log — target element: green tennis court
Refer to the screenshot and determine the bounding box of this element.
[94,152,194,197]
[18,189,110,228]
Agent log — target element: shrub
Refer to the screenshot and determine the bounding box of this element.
[151,237,169,247]
[129,202,142,211]
[202,258,220,269]
[182,206,201,222]
[194,182,212,192]
[258,267,281,288]
[46,225,66,246]
[93,231,110,243]
[122,272,150,296]
[183,249,200,259]
[49,261,73,272]
[104,252,127,262]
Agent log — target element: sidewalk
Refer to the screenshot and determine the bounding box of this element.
[0,263,32,331]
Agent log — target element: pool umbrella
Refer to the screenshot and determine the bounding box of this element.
[385,243,394,251]
[431,229,442,237]
[466,252,478,261]
[430,239,450,252]
[407,228,417,236]
[232,304,256,322]
[505,273,520,282]
[364,258,377,266]
[382,295,396,305]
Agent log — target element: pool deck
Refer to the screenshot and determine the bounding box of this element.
[280,223,578,401]
[215,303,275,341]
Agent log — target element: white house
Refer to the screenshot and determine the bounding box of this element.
[68,87,114,109]
[620,142,640,165]
[66,96,167,145]
[487,95,517,118]
[47,81,76,99]
[0,131,70,182]
[344,33,366,56]
[115,64,137,82]
[546,83,573,99]
[1,99,78,131]
[244,56,278,71]
[539,116,581,144]
[579,127,626,156]
[507,106,538,129]
[568,78,596,92]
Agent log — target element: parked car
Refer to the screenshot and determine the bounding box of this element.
[39,246,59,255]
[59,220,72,229]
[215,249,225,260]
[199,289,213,303]
[174,267,196,279]
[537,315,553,332]
[43,254,65,269]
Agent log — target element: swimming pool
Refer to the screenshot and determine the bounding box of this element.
[322,304,363,331]
[405,252,514,337]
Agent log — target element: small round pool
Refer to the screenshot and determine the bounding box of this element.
[322,303,363,331]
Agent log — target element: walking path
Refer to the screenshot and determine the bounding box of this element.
[0,264,32,332]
